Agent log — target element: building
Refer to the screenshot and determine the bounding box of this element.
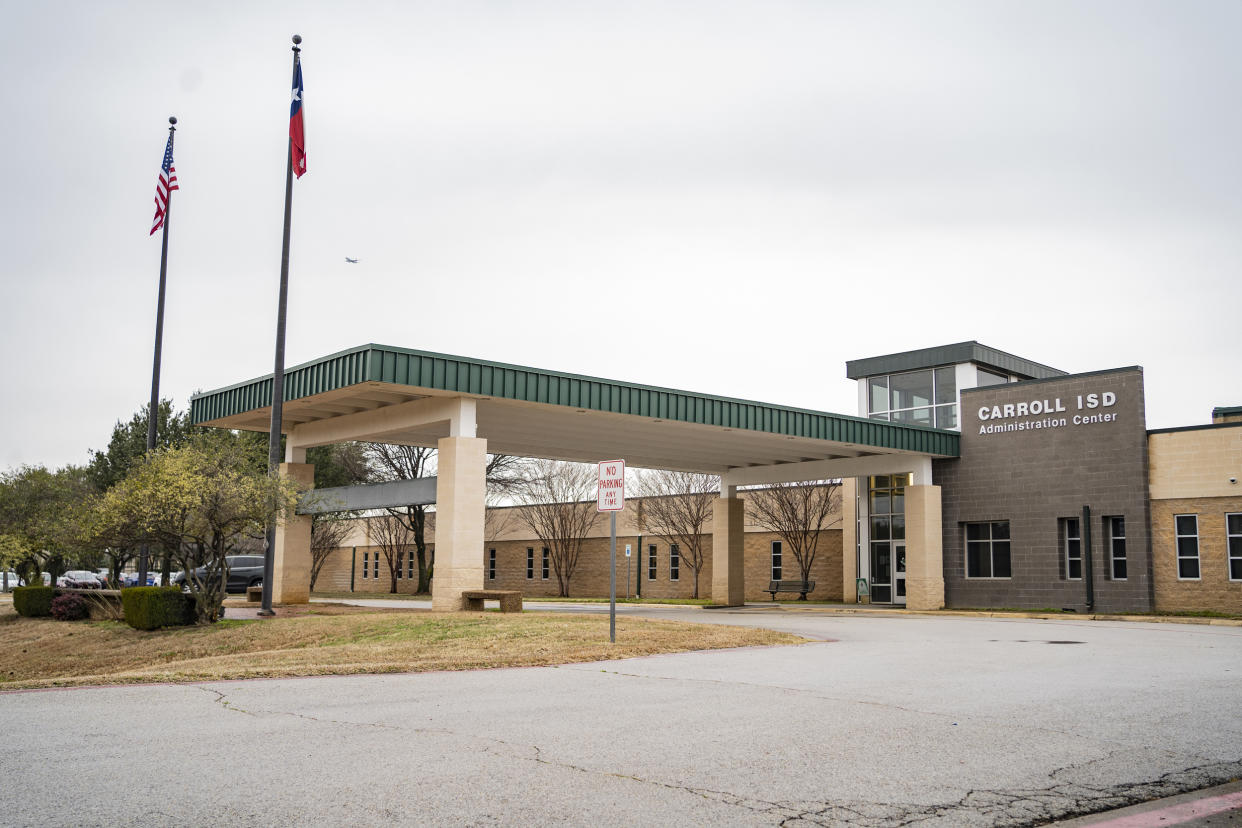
[192,342,1240,614]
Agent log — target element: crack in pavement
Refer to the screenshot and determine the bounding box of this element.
[190,683,1242,827]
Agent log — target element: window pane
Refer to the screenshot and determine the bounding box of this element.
[869,377,888,413]
[993,543,1012,578]
[935,366,956,404]
[1177,537,1199,558]
[871,585,892,603]
[1067,558,1082,579]
[1176,515,1197,536]
[870,490,890,514]
[890,370,934,411]
[935,405,958,429]
[1231,559,1242,581]
[891,517,905,540]
[1228,514,1242,535]
[892,407,933,426]
[1178,558,1200,579]
[891,491,904,514]
[992,521,1010,540]
[1066,518,1079,539]
[1111,516,1125,538]
[967,542,991,577]
[977,368,1008,386]
[872,544,892,580]
[870,516,890,540]
[966,522,987,541]
[1113,559,1127,579]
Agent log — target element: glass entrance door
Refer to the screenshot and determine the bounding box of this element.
[893,542,906,606]
[870,543,892,604]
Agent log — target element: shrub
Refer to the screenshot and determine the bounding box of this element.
[122,587,195,630]
[50,593,89,621]
[13,586,56,617]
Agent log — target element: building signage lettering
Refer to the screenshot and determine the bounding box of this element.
[977,392,1119,435]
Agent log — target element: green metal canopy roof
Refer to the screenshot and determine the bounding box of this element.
[191,344,959,470]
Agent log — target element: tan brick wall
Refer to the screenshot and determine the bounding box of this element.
[1149,427,1242,500]
[314,544,435,595]
[1151,496,1242,613]
[312,494,843,602]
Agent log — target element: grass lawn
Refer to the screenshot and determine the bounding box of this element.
[0,602,803,691]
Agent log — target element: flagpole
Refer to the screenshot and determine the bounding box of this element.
[260,35,302,617]
[138,115,177,588]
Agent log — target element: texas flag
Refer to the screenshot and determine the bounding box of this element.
[290,61,306,177]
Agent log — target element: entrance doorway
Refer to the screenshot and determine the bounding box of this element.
[868,475,908,605]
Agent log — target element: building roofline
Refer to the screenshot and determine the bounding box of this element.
[1148,421,1242,436]
[960,365,1142,394]
[846,341,1067,381]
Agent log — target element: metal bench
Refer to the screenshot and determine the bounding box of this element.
[766,580,815,600]
[461,589,523,613]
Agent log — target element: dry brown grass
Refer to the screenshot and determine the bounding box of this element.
[0,602,802,690]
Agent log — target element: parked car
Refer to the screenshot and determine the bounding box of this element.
[121,571,160,587]
[172,555,266,594]
[57,570,104,589]
[1,571,23,592]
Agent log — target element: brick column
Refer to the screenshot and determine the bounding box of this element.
[905,484,944,610]
[431,436,487,611]
[272,462,315,604]
[712,496,745,606]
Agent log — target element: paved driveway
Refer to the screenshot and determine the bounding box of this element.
[1,607,1239,826]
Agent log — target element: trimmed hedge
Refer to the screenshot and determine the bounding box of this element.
[13,586,56,617]
[122,587,194,630]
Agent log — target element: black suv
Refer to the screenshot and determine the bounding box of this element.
[173,555,266,593]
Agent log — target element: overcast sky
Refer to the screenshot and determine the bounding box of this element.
[2,1,1239,470]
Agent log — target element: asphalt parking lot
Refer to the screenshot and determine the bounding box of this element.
[1,604,1239,827]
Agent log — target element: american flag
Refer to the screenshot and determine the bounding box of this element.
[150,134,179,236]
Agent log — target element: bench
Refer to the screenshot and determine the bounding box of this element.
[767,580,815,600]
[246,586,263,602]
[461,589,522,613]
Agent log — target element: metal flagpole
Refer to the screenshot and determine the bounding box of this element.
[260,35,302,617]
[138,115,177,588]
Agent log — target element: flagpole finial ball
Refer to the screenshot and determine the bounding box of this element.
[292,34,302,45]
[168,116,177,125]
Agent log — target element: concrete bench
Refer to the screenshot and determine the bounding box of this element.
[246,586,263,602]
[766,580,815,600]
[461,589,522,613]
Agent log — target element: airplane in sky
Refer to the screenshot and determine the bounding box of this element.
[345,257,359,264]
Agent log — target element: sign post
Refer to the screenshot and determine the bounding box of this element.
[625,543,631,598]
[597,460,625,643]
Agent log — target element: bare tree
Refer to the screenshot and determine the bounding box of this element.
[309,513,355,591]
[367,513,415,594]
[744,481,841,597]
[512,459,601,597]
[366,444,529,594]
[632,470,719,598]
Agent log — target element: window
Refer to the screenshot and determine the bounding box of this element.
[362,550,369,579]
[408,548,415,580]
[867,368,957,429]
[670,544,680,581]
[372,551,379,580]
[397,551,403,579]
[1175,515,1200,580]
[1108,517,1127,580]
[771,541,783,581]
[1228,514,1242,581]
[542,547,550,580]
[488,548,496,581]
[976,367,1009,386]
[1063,518,1082,580]
[648,544,657,580]
[965,521,1011,578]
[526,547,534,580]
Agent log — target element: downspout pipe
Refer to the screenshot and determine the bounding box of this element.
[1082,505,1094,613]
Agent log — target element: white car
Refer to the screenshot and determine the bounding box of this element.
[0,572,22,592]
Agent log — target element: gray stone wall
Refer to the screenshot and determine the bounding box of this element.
[934,367,1153,612]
